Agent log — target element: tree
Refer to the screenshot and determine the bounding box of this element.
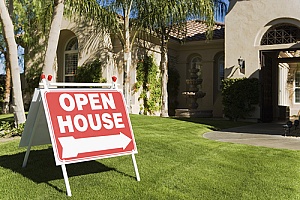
[0,0,26,125]
[95,0,146,112]
[2,0,13,114]
[42,0,110,82]
[3,47,11,113]
[68,0,226,117]
[140,0,227,117]
[42,0,64,81]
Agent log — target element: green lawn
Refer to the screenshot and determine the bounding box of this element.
[1,115,300,199]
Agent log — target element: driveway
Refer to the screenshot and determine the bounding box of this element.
[203,123,300,150]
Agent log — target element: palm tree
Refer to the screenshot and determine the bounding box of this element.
[95,0,146,112]
[0,0,26,125]
[0,31,12,114]
[42,0,111,82]
[140,0,227,117]
[42,0,65,80]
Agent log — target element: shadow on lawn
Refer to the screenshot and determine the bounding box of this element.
[174,117,287,136]
[172,117,254,131]
[0,148,135,193]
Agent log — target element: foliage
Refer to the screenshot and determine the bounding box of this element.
[134,55,161,115]
[167,67,180,116]
[24,64,42,95]
[222,78,260,121]
[0,121,24,137]
[10,122,25,136]
[75,59,106,83]
[14,0,53,47]
[0,121,11,137]
[0,114,25,137]
[138,0,224,117]
[0,75,6,112]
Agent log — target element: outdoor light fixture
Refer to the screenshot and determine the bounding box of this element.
[238,57,245,69]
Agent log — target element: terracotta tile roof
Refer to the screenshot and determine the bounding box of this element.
[170,20,225,41]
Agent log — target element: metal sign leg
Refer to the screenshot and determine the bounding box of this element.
[22,101,43,168]
[61,164,72,196]
[22,145,32,168]
[131,153,140,181]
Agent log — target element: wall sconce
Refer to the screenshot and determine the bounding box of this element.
[238,57,245,69]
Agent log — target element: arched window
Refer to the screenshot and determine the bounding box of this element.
[217,55,224,90]
[64,37,78,82]
[261,24,300,45]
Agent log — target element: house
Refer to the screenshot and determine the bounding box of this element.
[34,0,300,122]
[225,0,300,122]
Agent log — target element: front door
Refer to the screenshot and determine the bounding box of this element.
[260,52,274,122]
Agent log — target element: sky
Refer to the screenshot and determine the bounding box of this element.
[0,46,24,75]
[215,0,230,22]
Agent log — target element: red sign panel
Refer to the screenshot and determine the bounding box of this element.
[41,89,137,165]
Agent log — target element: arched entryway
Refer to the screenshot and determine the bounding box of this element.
[260,23,300,122]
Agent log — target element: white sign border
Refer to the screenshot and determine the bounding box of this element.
[40,88,138,166]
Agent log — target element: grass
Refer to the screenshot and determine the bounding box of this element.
[1,115,300,199]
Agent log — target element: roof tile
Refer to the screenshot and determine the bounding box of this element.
[170,20,225,41]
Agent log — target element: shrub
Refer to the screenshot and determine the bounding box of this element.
[222,78,259,121]
[134,55,161,115]
[0,121,24,137]
[75,59,106,83]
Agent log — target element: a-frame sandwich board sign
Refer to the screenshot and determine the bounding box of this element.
[19,75,140,196]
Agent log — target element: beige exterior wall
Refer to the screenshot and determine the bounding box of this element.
[226,0,300,79]
[55,18,164,115]
[225,0,300,120]
[57,17,115,83]
[169,39,224,117]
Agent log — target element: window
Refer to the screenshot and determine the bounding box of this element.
[295,72,300,103]
[217,55,224,90]
[261,24,300,45]
[64,37,78,82]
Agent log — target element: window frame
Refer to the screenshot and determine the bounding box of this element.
[64,37,78,83]
[294,71,300,103]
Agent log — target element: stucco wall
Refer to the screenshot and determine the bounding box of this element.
[169,39,224,117]
[225,0,300,120]
[226,0,300,78]
[55,17,168,115]
[57,17,114,82]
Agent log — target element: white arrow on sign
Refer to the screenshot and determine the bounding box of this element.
[58,132,132,158]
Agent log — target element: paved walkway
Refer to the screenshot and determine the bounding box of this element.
[203,123,300,150]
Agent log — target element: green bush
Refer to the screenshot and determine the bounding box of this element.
[222,78,259,121]
[75,59,106,83]
[134,55,161,115]
[0,121,24,137]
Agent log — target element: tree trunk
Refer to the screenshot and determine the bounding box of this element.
[2,0,13,114]
[160,34,169,117]
[3,52,11,113]
[42,0,64,81]
[0,0,26,125]
[123,7,132,113]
